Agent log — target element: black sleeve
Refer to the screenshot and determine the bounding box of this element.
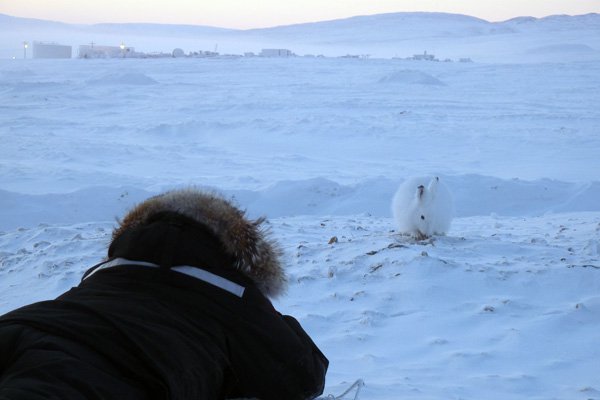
[224,289,329,400]
[280,314,329,399]
[0,324,25,374]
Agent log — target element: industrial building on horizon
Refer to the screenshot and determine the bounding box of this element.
[32,42,72,59]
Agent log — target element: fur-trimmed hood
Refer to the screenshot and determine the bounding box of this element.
[112,188,286,298]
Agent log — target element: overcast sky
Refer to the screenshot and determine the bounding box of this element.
[1,0,598,29]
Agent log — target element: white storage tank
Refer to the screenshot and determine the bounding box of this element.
[260,49,293,57]
[32,42,72,59]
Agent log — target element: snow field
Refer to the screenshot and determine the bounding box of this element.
[276,213,600,399]
[1,58,599,197]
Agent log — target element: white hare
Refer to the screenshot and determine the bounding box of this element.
[391,176,454,240]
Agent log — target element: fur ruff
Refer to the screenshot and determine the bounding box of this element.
[112,188,286,298]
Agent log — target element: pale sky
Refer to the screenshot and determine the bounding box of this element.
[1,0,598,29]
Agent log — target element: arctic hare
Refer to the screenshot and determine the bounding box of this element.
[391,176,454,240]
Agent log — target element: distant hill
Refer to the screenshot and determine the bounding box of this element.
[244,12,516,41]
[87,22,235,37]
[0,13,74,29]
[240,12,600,46]
[501,13,600,32]
[0,13,234,36]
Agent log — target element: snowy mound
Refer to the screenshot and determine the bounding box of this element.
[2,177,600,231]
[87,72,158,85]
[378,70,445,85]
[527,43,596,54]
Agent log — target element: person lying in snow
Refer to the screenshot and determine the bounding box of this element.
[0,188,328,400]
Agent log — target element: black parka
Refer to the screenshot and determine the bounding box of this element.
[0,212,328,400]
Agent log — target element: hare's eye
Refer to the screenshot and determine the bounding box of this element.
[420,215,425,220]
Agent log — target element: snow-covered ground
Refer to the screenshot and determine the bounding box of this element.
[1,13,600,399]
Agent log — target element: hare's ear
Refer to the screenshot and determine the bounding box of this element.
[417,184,425,201]
[428,176,439,194]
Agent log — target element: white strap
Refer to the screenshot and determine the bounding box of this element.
[171,266,245,297]
[84,257,245,298]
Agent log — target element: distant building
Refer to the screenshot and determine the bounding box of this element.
[190,50,219,58]
[199,51,219,57]
[32,42,72,59]
[260,49,294,57]
[144,52,172,58]
[459,57,473,63]
[78,44,135,58]
[412,51,437,61]
[339,54,370,59]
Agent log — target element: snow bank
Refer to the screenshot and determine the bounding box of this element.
[0,187,150,231]
[527,43,596,54]
[87,72,158,85]
[2,176,599,231]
